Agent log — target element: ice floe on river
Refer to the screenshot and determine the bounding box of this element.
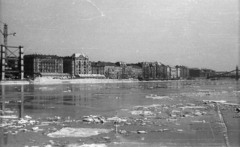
[47,128,112,138]
[145,94,172,100]
[67,143,107,147]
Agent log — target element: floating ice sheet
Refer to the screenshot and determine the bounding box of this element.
[145,94,171,100]
[0,115,18,119]
[203,100,240,106]
[179,106,206,110]
[130,110,154,116]
[107,117,127,123]
[47,127,112,138]
[3,110,15,114]
[67,143,107,147]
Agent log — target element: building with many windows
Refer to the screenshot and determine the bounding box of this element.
[200,68,216,78]
[63,53,91,78]
[176,65,189,79]
[24,54,68,78]
[189,68,201,78]
[91,61,105,75]
[23,52,215,80]
[171,66,177,79]
[72,53,91,75]
[142,62,168,80]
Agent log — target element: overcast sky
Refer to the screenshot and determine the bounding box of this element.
[0,0,239,71]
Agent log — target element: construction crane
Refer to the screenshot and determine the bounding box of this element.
[0,22,24,80]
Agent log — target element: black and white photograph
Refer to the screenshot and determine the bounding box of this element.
[0,0,239,146]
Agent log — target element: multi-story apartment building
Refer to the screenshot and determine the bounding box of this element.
[126,63,143,79]
[24,54,65,78]
[98,62,142,79]
[200,68,215,78]
[142,62,168,80]
[157,63,167,80]
[181,66,189,79]
[189,68,201,78]
[72,53,91,75]
[171,66,177,79]
[104,62,123,79]
[23,52,214,80]
[166,65,171,80]
[91,61,105,75]
[142,62,151,80]
[176,65,189,79]
[24,53,91,79]
[63,56,74,77]
[63,53,91,78]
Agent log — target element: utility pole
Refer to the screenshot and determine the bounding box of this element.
[3,24,8,46]
[236,66,239,81]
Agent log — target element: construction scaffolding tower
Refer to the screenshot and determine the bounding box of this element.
[0,45,24,80]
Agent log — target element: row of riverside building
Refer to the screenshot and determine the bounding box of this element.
[24,53,216,80]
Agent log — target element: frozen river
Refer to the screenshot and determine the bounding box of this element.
[0,79,240,147]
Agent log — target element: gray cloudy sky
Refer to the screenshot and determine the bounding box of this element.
[0,0,239,71]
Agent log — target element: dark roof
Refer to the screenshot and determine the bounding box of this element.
[91,61,105,67]
[24,54,61,59]
[189,68,200,70]
[127,63,143,68]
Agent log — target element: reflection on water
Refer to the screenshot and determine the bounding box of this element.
[0,79,240,146]
[0,80,240,118]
